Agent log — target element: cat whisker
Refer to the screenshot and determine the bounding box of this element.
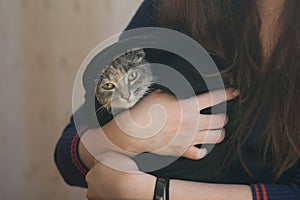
[95,104,106,113]
[95,104,109,116]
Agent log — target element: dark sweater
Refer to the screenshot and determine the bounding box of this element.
[54,1,300,199]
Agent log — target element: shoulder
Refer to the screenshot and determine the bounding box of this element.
[125,0,161,30]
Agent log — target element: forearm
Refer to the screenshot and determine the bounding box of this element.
[78,122,147,169]
[168,177,300,200]
[169,179,252,200]
[101,118,149,153]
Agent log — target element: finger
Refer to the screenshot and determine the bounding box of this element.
[86,189,93,200]
[198,114,228,130]
[182,147,208,160]
[193,129,225,144]
[196,88,239,109]
[85,179,96,200]
[85,170,92,185]
[86,191,97,200]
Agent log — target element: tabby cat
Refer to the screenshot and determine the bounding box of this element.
[96,48,153,113]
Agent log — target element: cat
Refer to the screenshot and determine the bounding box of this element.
[95,48,153,114]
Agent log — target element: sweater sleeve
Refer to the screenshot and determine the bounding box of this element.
[54,0,159,187]
[250,168,300,200]
[54,117,88,187]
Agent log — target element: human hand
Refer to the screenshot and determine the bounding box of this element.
[106,88,238,160]
[85,151,155,200]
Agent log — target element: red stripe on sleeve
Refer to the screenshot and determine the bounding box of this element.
[254,184,261,200]
[260,184,268,200]
[70,133,88,175]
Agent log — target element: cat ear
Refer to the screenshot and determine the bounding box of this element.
[135,48,145,56]
[132,48,146,63]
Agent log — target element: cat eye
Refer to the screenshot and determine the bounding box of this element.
[102,83,115,90]
[128,71,138,81]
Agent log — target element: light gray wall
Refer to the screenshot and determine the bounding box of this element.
[0,0,142,199]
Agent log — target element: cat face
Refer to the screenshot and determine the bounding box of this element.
[96,49,153,111]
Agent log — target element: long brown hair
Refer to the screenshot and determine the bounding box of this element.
[158,0,300,181]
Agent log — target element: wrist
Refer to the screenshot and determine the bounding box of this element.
[123,173,156,200]
[102,119,147,153]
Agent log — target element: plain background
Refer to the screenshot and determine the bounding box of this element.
[0,0,142,199]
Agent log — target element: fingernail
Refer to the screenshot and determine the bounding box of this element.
[199,148,208,159]
[217,129,226,143]
[232,89,239,97]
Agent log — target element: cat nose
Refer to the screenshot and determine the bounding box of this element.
[122,94,130,101]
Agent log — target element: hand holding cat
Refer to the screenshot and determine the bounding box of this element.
[102,88,238,160]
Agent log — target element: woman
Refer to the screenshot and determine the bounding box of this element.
[55,0,300,199]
